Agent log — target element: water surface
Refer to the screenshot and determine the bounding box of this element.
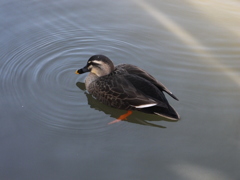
[1,0,240,180]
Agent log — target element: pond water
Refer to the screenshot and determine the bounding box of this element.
[1,0,240,179]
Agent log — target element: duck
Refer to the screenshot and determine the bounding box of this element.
[75,55,180,121]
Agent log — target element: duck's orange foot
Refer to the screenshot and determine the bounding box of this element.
[108,111,132,125]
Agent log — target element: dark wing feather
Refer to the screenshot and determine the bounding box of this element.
[123,73,180,120]
[116,64,179,101]
[123,74,168,107]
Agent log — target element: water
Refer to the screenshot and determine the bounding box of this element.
[1,0,240,179]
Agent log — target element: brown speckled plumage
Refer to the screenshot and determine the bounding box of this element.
[76,55,180,120]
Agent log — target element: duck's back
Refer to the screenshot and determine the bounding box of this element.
[115,64,179,100]
[87,67,158,110]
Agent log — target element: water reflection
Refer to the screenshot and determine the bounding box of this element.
[76,82,180,128]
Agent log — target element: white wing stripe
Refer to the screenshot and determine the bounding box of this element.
[133,103,157,108]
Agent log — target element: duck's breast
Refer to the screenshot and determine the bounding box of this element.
[85,72,99,91]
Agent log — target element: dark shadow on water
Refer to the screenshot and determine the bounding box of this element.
[76,82,178,128]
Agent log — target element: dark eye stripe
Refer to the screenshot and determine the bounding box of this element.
[91,62,99,66]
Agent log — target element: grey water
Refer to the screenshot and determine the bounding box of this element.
[1,0,240,180]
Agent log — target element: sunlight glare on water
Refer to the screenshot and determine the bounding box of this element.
[135,0,240,88]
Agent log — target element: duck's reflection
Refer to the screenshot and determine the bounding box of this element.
[76,82,178,128]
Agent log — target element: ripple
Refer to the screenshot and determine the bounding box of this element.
[1,28,157,133]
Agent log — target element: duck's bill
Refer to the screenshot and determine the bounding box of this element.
[75,66,89,74]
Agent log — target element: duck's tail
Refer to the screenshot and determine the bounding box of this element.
[139,104,180,121]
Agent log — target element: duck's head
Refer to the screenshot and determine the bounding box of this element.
[75,55,114,77]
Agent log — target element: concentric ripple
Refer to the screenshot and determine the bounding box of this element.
[0,29,146,132]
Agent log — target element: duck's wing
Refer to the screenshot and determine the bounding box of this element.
[123,74,180,120]
[87,74,168,110]
[123,74,167,102]
[116,64,179,101]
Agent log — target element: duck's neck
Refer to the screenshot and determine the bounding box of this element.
[85,72,99,91]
